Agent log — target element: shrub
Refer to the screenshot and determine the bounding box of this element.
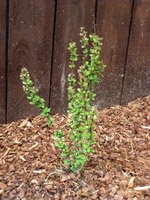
[54,27,106,173]
[20,67,53,126]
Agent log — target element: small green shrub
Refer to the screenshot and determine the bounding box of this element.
[54,27,106,173]
[20,67,53,126]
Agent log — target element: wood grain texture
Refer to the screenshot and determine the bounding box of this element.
[121,0,150,103]
[1,0,149,124]
[95,0,133,109]
[50,0,96,114]
[0,1,6,123]
[7,0,55,122]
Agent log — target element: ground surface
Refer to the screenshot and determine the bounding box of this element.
[0,96,149,200]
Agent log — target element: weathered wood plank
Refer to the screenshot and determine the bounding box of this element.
[50,0,96,114]
[121,0,150,103]
[0,1,6,123]
[7,0,55,122]
[95,0,133,109]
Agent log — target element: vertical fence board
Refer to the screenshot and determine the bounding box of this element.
[7,0,55,122]
[0,1,6,123]
[50,0,96,114]
[121,0,150,103]
[95,0,133,109]
[0,0,149,124]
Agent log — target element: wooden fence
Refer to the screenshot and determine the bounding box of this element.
[0,0,149,124]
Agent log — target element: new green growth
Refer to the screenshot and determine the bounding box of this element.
[54,27,106,173]
[20,68,53,126]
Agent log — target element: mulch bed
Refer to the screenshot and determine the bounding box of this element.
[0,96,149,200]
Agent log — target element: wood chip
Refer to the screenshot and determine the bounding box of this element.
[134,185,150,191]
[33,169,46,174]
[0,182,7,190]
[0,96,149,199]
[19,156,26,161]
[128,176,135,188]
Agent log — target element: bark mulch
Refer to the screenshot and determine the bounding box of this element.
[0,96,149,200]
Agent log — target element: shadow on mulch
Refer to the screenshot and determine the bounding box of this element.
[0,96,149,200]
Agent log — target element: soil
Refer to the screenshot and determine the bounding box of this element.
[0,96,149,200]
